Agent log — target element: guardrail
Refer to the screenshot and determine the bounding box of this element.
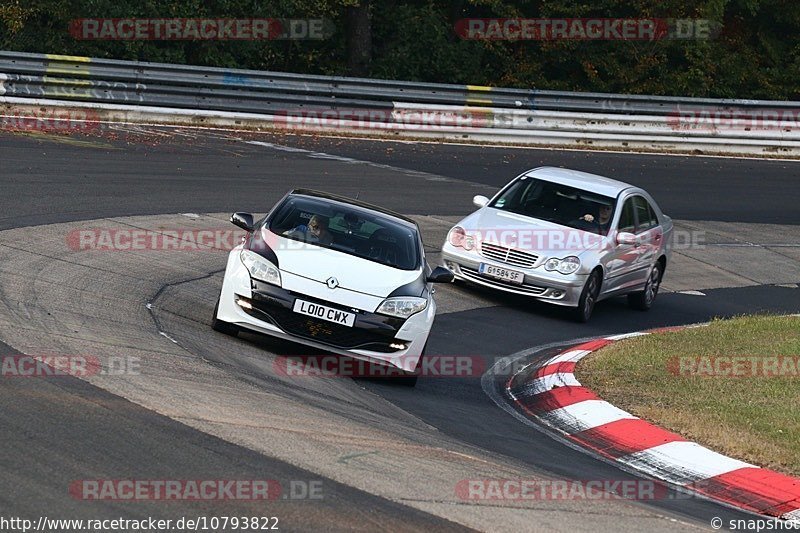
[2,50,799,155]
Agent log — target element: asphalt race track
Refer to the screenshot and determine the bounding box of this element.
[3,128,800,229]
[1,126,799,532]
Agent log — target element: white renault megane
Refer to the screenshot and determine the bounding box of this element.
[212,189,453,385]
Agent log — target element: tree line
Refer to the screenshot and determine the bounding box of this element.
[1,0,798,100]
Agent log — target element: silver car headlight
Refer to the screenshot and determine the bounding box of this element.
[240,249,281,286]
[376,296,427,319]
[447,226,475,251]
[544,256,581,275]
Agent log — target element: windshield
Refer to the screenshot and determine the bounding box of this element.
[489,177,617,236]
[268,196,421,270]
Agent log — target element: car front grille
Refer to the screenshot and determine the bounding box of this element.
[480,242,539,268]
[247,301,400,352]
[460,266,547,295]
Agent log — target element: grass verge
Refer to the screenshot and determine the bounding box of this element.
[577,315,800,476]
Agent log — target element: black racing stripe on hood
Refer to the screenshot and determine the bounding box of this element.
[387,270,427,298]
[246,227,279,267]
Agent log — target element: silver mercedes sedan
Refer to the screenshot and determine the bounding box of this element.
[441,167,673,322]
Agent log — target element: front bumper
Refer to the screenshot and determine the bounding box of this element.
[243,280,408,353]
[441,243,586,307]
[215,246,432,373]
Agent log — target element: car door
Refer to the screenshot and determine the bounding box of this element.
[632,195,662,284]
[601,196,644,295]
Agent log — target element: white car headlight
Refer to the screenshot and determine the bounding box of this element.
[544,256,581,275]
[240,249,281,286]
[376,296,427,319]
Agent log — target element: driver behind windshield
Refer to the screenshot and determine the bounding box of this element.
[577,204,613,235]
[283,214,334,245]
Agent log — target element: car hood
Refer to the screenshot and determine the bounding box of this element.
[455,208,609,257]
[264,230,422,297]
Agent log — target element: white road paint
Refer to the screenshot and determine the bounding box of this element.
[539,400,637,433]
[517,372,582,397]
[245,140,311,153]
[604,332,649,341]
[243,139,470,186]
[784,509,800,524]
[158,331,179,344]
[547,348,592,365]
[617,441,754,486]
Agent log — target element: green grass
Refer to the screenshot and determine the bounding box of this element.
[577,315,800,476]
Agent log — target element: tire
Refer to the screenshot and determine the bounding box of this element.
[211,298,239,336]
[628,262,664,311]
[572,271,601,323]
[396,373,418,387]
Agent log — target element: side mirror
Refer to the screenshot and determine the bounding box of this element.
[231,212,255,232]
[427,266,455,283]
[473,195,489,208]
[616,231,636,246]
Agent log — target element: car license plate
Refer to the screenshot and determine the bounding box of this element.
[293,299,356,327]
[479,263,525,285]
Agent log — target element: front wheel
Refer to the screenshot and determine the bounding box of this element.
[628,263,664,311]
[572,271,601,323]
[396,373,418,387]
[211,298,239,336]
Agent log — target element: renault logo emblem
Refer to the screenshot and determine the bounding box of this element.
[326,277,339,289]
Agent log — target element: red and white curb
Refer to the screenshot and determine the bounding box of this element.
[506,327,800,523]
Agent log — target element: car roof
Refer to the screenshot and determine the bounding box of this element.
[289,189,418,227]
[524,167,635,198]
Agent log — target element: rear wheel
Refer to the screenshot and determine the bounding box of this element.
[628,262,664,311]
[572,271,601,323]
[211,298,239,336]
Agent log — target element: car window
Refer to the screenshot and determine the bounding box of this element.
[647,201,659,228]
[489,177,616,236]
[268,196,420,270]
[633,196,659,233]
[618,198,636,233]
